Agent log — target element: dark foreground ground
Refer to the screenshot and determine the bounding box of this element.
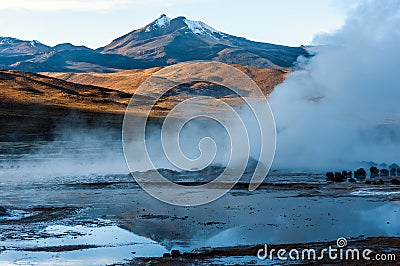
[127,237,400,265]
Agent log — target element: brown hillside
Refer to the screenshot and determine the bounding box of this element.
[40,65,288,96]
[0,70,130,140]
[0,70,132,113]
[1,66,288,140]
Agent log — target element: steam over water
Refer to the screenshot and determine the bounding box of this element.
[1,4,400,264]
[2,1,400,177]
[269,0,400,170]
[0,134,128,180]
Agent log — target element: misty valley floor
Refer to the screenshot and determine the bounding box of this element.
[0,142,400,265]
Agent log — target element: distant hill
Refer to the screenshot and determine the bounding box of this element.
[0,15,309,72]
[0,70,130,140]
[41,64,288,95]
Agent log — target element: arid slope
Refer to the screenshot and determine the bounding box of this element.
[41,65,288,96]
[0,70,131,140]
[1,66,288,140]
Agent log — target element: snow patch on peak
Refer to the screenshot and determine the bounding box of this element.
[0,37,16,45]
[184,19,221,35]
[145,15,171,32]
[29,40,41,47]
[156,14,170,27]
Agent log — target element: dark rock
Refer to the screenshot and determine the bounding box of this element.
[0,206,9,217]
[370,167,379,178]
[335,172,345,182]
[342,171,352,178]
[365,180,372,185]
[355,168,366,179]
[397,168,400,176]
[390,168,397,176]
[373,179,384,185]
[171,249,181,258]
[348,171,353,178]
[163,253,171,258]
[380,169,389,176]
[391,179,400,185]
[326,172,335,181]
[348,178,356,183]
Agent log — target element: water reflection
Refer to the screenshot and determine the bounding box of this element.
[0,221,167,265]
[1,141,399,264]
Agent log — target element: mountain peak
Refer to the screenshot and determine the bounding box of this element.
[100,14,309,68]
[144,14,226,39]
[29,40,43,47]
[145,14,171,32]
[183,18,221,35]
[0,37,18,45]
[143,15,221,37]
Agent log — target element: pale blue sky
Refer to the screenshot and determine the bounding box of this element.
[0,0,357,49]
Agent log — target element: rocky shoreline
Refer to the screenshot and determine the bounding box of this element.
[326,164,400,186]
[125,237,399,265]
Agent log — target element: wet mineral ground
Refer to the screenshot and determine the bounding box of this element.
[0,141,399,265]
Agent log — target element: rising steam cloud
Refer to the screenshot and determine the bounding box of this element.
[4,1,398,178]
[269,0,400,170]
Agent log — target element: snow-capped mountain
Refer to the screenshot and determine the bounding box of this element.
[143,14,224,37]
[102,15,308,68]
[144,14,171,32]
[0,37,52,55]
[0,15,308,72]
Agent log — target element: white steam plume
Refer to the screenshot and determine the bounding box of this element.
[270,0,400,170]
